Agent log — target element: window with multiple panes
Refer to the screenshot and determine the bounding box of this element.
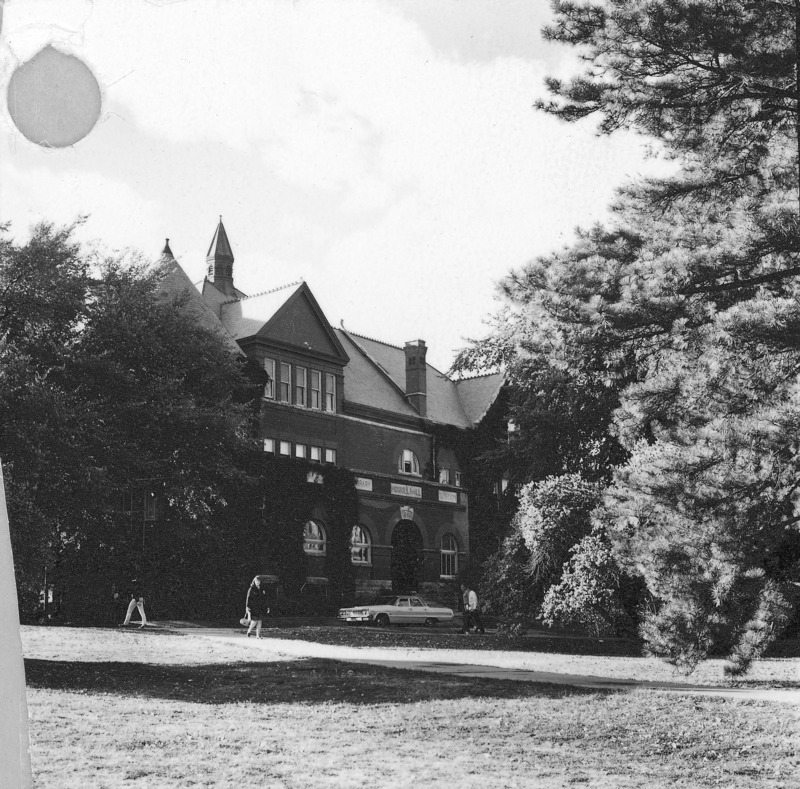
[325,373,336,412]
[294,366,307,407]
[438,468,450,485]
[325,448,337,464]
[263,438,275,453]
[399,449,420,476]
[279,441,291,456]
[310,370,321,410]
[350,525,371,565]
[303,520,327,555]
[295,443,307,459]
[310,446,322,462]
[440,533,458,578]
[264,358,275,399]
[279,363,291,402]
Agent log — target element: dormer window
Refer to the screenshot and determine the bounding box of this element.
[399,449,420,476]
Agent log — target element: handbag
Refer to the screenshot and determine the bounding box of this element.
[239,616,251,627]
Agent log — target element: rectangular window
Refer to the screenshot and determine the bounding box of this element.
[310,370,321,410]
[295,443,307,459]
[279,363,291,402]
[310,446,322,462]
[295,366,307,407]
[438,468,450,485]
[325,373,336,412]
[441,551,457,578]
[264,358,275,399]
[263,438,275,453]
[143,492,158,521]
[454,471,462,487]
[279,441,291,456]
[325,448,337,464]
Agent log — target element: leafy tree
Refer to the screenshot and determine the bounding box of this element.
[0,223,260,619]
[478,531,536,635]
[541,528,641,637]
[516,474,600,591]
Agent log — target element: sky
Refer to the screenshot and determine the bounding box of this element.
[0,0,664,371]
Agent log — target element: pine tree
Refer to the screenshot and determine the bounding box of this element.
[459,1,800,671]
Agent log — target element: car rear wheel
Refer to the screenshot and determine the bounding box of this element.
[375,613,390,628]
[424,617,437,627]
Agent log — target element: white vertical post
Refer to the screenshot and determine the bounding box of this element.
[0,461,33,788]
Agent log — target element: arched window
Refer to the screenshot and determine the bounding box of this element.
[303,520,327,555]
[440,533,458,578]
[350,525,371,565]
[399,449,420,476]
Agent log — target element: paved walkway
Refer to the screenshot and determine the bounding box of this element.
[162,624,800,705]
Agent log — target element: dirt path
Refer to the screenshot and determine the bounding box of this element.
[165,624,800,705]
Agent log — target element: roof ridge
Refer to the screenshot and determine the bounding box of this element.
[346,329,404,351]
[454,370,503,381]
[221,280,302,305]
[346,328,452,379]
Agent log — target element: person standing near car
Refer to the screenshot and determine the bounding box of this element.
[459,584,485,634]
[245,576,269,639]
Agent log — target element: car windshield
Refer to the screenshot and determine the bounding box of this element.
[373,596,397,606]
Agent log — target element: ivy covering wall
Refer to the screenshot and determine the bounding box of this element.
[56,453,359,624]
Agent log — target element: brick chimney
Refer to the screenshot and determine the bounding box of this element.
[404,340,427,417]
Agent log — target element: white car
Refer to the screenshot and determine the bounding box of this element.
[338,595,454,627]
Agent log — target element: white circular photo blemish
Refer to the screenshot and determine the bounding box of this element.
[7,45,101,148]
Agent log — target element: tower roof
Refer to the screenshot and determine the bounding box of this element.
[206,217,234,262]
[161,238,174,259]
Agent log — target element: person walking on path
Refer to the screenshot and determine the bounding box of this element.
[245,576,269,638]
[459,584,485,634]
[122,579,148,628]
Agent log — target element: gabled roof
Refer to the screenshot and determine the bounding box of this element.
[336,329,420,419]
[336,329,501,428]
[454,372,505,424]
[216,282,349,363]
[155,256,244,357]
[217,282,303,340]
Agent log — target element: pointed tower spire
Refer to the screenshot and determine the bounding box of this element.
[206,217,235,295]
[161,238,174,259]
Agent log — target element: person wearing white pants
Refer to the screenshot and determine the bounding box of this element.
[122,580,148,628]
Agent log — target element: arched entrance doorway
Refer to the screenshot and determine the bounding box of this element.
[391,520,423,593]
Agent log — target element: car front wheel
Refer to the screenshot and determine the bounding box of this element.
[424,617,437,627]
[375,614,390,628]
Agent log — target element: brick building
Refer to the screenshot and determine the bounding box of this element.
[159,220,503,605]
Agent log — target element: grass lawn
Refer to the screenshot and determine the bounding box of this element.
[22,626,800,789]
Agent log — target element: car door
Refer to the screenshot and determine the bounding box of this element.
[410,597,426,622]
[394,597,412,623]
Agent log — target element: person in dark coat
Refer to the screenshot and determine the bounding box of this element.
[245,576,270,638]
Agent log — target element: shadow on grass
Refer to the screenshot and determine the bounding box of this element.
[25,657,619,706]
[229,625,644,657]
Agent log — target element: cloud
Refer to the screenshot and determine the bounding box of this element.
[0,0,671,368]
